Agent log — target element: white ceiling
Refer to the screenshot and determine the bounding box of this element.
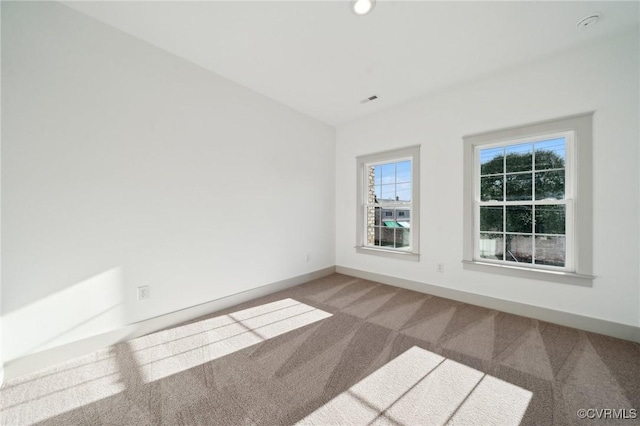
[62,1,639,126]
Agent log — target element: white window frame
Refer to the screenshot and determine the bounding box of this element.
[473,130,575,271]
[463,113,595,286]
[356,145,420,261]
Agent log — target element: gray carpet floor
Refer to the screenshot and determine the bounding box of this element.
[1,273,639,425]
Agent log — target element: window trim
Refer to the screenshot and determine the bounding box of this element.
[356,145,420,261]
[462,112,595,286]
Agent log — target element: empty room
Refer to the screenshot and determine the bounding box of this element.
[1,0,639,425]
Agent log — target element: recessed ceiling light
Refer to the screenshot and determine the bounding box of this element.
[352,0,376,16]
[576,13,601,29]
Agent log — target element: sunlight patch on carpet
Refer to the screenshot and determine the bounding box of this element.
[0,350,125,425]
[129,298,332,382]
[0,299,331,424]
[296,346,532,426]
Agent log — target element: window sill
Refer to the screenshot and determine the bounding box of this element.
[356,246,420,261]
[462,260,594,287]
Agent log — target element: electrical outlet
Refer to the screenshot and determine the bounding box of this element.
[137,286,150,300]
[437,263,445,273]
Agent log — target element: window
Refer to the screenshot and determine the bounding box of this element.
[463,113,594,285]
[477,135,570,268]
[356,146,420,260]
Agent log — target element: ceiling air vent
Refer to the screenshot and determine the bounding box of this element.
[360,95,379,104]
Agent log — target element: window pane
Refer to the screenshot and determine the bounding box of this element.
[374,226,381,246]
[479,233,503,260]
[506,234,532,263]
[366,167,376,203]
[535,138,565,170]
[396,210,411,223]
[374,185,381,201]
[535,170,565,200]
[535,205,565,235]
[396,183,411,202]
[535,236,566,267]
[481,176,503,201]
[480,147,504,175]
[380,227,394,247]
[374,165,382,185]
[381,184,395,201]
[506,206,532,233]
[480,206,503,232]
[366,207,376,245]
[506,173,532,201]
[381,163,395,184]
[505,144,533,173]
[395,228,410,248]
[396,161,411,183]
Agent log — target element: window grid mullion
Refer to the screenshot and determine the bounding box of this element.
[502,148,506,261]
[532,144,536,265]
[478,200,567,206]
[482,166,565,178]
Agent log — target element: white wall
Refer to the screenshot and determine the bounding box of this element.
[1,2,335,365]
[336,30,640,327]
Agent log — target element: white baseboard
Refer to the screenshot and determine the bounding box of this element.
[4,264,638,383]
[3,266,336,382]
[336,266,640,344]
